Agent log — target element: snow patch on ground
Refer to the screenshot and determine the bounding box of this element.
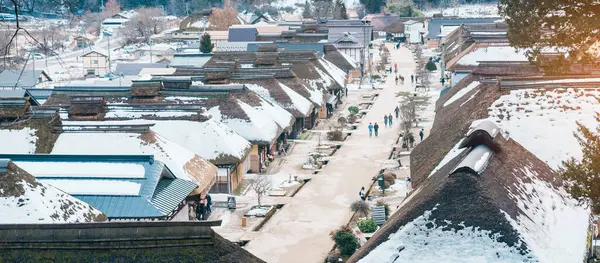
[443,81,481,107]
[487,88,600,169]
[359,207,533,263]
[246,206,272,217]
[0,128,37,154]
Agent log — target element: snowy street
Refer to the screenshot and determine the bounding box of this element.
[219,43,441,263]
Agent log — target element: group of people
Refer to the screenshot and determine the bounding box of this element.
[383,113,394,127]
[395,75,405,85]
[195,194,212,221]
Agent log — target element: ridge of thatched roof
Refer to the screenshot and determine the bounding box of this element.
[411,78,506,188]
[323,45,357,72]
[350,135,589,263]
[234,78,312,118]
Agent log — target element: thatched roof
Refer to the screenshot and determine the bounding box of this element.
[349,135,588,262]
[234,78,311,118]
[0,161,107,224]
[323,45,357,72]
[0,221,264,263]
[411,76,507,188]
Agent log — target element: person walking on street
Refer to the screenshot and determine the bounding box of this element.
[419,128,425,142]
[359,187,366,201]
[395,75,398,85]
[374,122,379,136]
[383,115,388,127]
[206,194,212,214]
[388,114,393,126]
[394,106,399,119]
[394,63,398,72]
[196,198,206,220]
[400,75,405,84]
[411,74,414,83]
[368,122,373,137]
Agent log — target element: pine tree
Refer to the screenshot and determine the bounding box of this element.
[499,0,600,66]
[359,0,384,14]
[199,33,214,53]
[302,0,313,18]
[560,113,600,214]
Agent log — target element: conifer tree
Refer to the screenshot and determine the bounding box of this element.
[302,0,313,18]
[560,113,600,214]
[199,33,214,53]
[499,0,600,66]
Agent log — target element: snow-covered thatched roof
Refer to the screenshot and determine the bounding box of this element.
[0,160,107,223]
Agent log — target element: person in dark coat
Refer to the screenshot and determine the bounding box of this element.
[383,115,388,127]
[206,194,212,213]
[394,106,399,119]
[374,122,379,136]
[411,74,414,83]
[388,114,393,125]
[196,199,206,220]
[359,187,366,201]
[419,128,425,142]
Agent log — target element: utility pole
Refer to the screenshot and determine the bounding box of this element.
[149,40,153,63]
[441,42,446,81]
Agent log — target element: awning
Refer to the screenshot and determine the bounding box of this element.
[326,94,338,105]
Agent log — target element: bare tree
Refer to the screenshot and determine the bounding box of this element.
[208,7,240,30]
[397,91,430,129]
[122,8,165,44]
[250,174,272,207]
[35,25,65,54]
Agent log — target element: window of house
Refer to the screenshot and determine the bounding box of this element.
[92,59,98,65]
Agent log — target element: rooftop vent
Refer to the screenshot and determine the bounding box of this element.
[450,145,492,176]
[459,120,500,149]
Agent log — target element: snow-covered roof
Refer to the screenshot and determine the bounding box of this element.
[242,82,312,118]
[352,135,590,263]
[50,128,217,192]
[318,58,347,88]
[60,119,251,165]
[443,81,481,107]
[450,45,529,69]
[0,161,106,223]
[102,18,129,24]
[206,99,283,145]
[487,88,600,169]
[0,127,37,154]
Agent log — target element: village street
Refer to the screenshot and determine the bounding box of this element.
[239,43,425,263]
